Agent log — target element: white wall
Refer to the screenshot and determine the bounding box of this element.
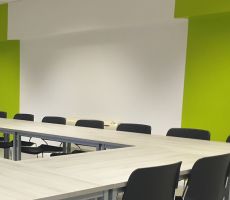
[8,0,188,134]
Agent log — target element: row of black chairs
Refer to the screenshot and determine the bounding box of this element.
[1,111,230,155]
[123,153,230,200]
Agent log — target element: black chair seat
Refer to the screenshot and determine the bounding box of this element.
[181,154,230,200]
[0,141,13,148]
[226,136,230,143]
[175,197,183,200]
[75,120,104,129]
[117,123,151,134]
[167,128,210,140]
[39,144,63,153]
[21,141,35,147]
[122,162,182,200]
[21,146,43,155]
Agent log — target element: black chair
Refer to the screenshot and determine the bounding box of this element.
[0,111,7,118]
[117,123,151,134]
[122,162,182,200]
[69,120,104,154]
[22,116,66,157]
[0,111,7,141]
[176,154,230,200]
[226,136,230,143]
[167,128,210,140]
[13,113,35,146]
[39,116,66,153]
[51,119,104,157]
[75,120,104,129]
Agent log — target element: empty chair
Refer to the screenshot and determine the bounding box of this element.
[14,113,35,146]
[14,113,34,122]
[71,120,104,155]
[0,111,7,118]
[167,128,210,140]
[22,116,66,157]
[39,116,66,153]
[51,119,104,157]
[42,116,66,125]
[75,120,104,129]
[226,136,230,143]
[0,111,7,141]
[122,162,182,200]
[117,123,151,134]
[176,154,230,200]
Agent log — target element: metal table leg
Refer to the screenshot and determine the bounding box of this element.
[97,144,106,151]
[67,143,71,153]
[108,189,119,200]
[63,142,67,154]
[63,143,72,154]
[13,132,21,161]
[4,133,10,159]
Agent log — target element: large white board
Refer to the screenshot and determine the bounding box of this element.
[8,0,188,134]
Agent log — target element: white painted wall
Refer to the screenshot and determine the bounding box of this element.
[8,0,188,134]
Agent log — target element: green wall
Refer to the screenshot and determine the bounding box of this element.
[0,4,20,119]
[175,0,230,18]
[182,13,230,141]
[0,4,7,41]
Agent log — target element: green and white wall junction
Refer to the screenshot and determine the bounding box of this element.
[0,0,230,141]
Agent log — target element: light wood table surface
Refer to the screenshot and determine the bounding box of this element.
[0,118,229,200]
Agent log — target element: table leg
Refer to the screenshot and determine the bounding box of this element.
[67,143,71,153]
[97,144,102,151]
[103,191,109,200]
[13,133,21,161]
[108,189,118,200]
[63,142,67,154]
[4,133,10,159]
[63,143,72,154]
[97,144,106,151]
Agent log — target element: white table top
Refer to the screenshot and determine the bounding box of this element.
[0,118,229,200]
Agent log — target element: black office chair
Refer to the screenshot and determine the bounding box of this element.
[167,128,210,140]
[39,116,66,153]
[13,113,35,146]
[176,154,230,200]
[22,116,66,157]
[226,136,230,143]
[117,123,151,135]
[0,111,7,141]
[122,162,182,200]
[70,119,104,154]
[51,119,104,157]
[75,119,104,129]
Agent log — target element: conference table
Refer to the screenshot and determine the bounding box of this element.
[0,118,229,200]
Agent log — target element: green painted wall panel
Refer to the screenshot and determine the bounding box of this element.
[0,4,7,41]
[0,40,20,118]
[175,0,230,18]
[0,4,20,121]
[182,13,230,141]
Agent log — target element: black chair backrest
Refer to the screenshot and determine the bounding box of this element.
[167,128,210,140]
[226,136,230,143]
[0,112,7,118]
[75,120,104,129]
[42,116,66,125]
[122,162,182,200]
[117,123,151,134]
[14,113,34,121]
[184,154,230,200]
